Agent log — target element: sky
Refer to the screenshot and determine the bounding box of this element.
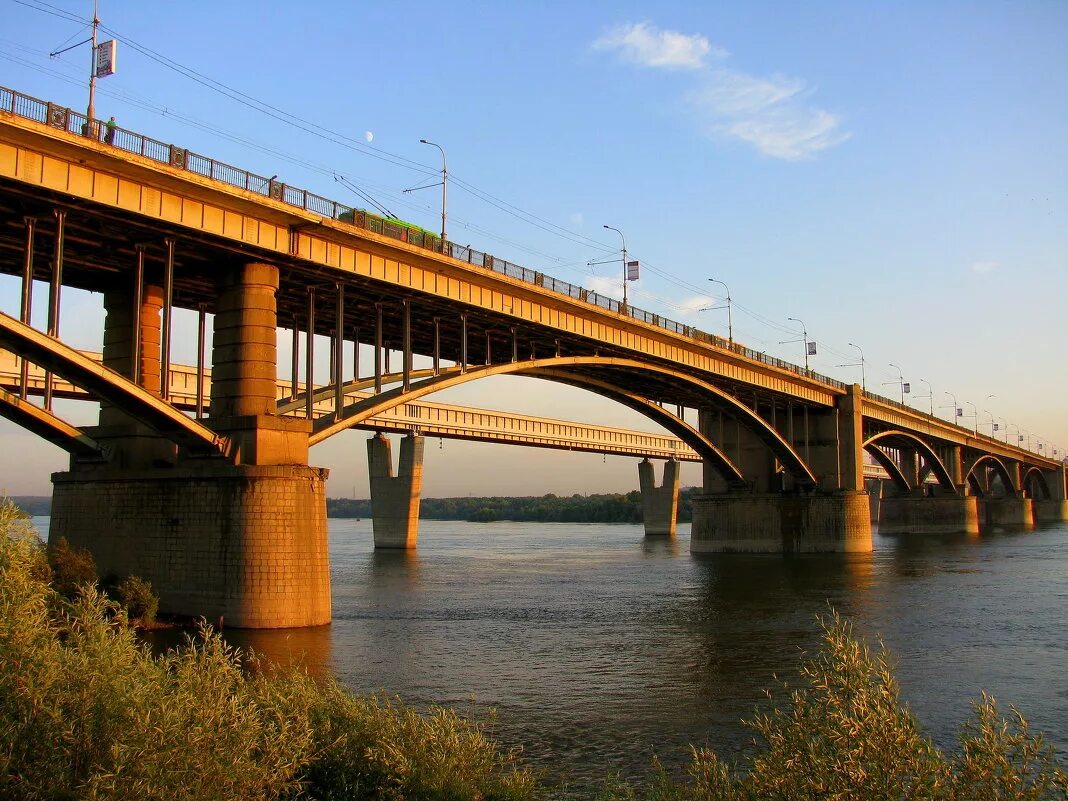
[0,0,1065,498]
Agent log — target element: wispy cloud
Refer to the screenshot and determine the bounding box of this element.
[593,22,849,160]
[583,275,627,297]
[971,260,1000,274]
[569,211,585,226]
[593,21,724,71]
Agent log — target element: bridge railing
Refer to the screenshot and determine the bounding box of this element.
[2,85,854,393]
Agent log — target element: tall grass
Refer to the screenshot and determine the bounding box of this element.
[1,497,1064,800]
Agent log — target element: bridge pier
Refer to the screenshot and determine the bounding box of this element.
[878,495,979,534]
[690,493,872,553]
[979,497,1034,528]
[51,261,332,628]
[368,433,424,549]
[638,458,679,536]
[1034,466,1068,523]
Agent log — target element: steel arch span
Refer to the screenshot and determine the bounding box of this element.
[310,355,817,487]
[964,454,1016,497]
[863,430,958,494]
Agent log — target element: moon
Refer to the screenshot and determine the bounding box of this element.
[364,131,374,143]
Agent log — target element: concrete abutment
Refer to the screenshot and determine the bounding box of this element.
[878,495,980,535]
[979,497,1034,529]
[368,433,424,549]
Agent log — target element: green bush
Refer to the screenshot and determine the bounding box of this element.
[114,575,159,625]
[46,534,97,600]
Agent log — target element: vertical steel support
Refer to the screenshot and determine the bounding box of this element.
[433,317,440,375]
[555,339,561,358]
[402,299,411,393]
[374,303,383,394]
[19,217,36,399]
[803,405,810,465]
[44,209,66,411]
[511,327,518,363]
[195,304,206,419]
[460,313,468,373]
[131,245,145,385]
[161,238,175,401]
[291,317,300,402]
[485,331,492,365]
[305,288,315,421]
[334,283,344,420]
[352,327,360,382]
[384,342,391,375]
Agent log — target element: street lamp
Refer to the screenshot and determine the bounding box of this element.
[965,401,977,435]
[887,363,906,404]
[704,278,733,345]
[420,139,447,244]
[781,317,811,370]
[982,409,998,438]
[836,342,866,391]
[918,378,933,415]
[602,225,628,308]
[943,391,961,425]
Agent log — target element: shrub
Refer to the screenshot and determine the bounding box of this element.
[114,575,159,625]
[47,535,97,600]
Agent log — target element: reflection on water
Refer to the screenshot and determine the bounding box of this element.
[35,514,1068,784]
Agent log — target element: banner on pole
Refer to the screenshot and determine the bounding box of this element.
[94,40,116,77]
[806,341,817,356]
[626,260,640,281]
[903,382,910,393]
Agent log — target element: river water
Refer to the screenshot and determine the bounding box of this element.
[37,516,1068,785]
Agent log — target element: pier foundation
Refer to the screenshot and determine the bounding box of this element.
[690,493,871,553]
[879,495,979,535]
[980,497,1034,528]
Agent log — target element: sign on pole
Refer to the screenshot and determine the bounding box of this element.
[626,260,640,281]
[903,382,911,393]
[993,423,999,431]
[956,408,963,417]
[806,341,817,356]
[94,40,117,77]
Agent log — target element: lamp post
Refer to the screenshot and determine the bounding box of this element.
[888,363,905,404]
[419,139,447,244]
[1008,422,1021,448]
[782,317,810,369]
[965,401,977,435]
[835,342,866,391]
[706,278,733,345]
[918,378,933,415]
[603,225,628,308]
[943,391,960,425]
[982,409,997,438]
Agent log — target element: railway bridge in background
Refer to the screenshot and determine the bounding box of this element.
[1,86,1064,627]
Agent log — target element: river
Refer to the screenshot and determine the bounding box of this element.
[35,516,1068,785]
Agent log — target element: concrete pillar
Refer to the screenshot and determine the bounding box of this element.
[879,496,979,534]
[690,493,871,553]
[944,445,967,497]
[209,262,309,465]
[698,407,725,493]
[368,433,424,549]
[210,262,280,418]
[638,458,680,536]
[94,283,176,467]
[979,497,1034,528]
[1004,461,1023,498]
[899,448,921,494]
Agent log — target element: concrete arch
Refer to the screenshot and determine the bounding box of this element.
[0,386,105,459]
[964,454,1016,497]
[863,430,957,494]
[310,356,816,486]
[0,311,225,454]
[1022,467,1051,500]
[864,443,912,494]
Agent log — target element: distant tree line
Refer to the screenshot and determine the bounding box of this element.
[327,488,699,524]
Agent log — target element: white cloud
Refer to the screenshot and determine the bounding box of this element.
[593,23,849,160]
[593,21,724,71]
[971,260,999,274]
[583,275,626,297]
[570,211,584,226]
[674,295,715,318]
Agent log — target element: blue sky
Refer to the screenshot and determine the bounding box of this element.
[0,0,1065,496]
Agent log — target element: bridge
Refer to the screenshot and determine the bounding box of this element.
[1,86,1064,627]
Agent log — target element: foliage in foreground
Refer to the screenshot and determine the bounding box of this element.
[1,496,1065,800]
